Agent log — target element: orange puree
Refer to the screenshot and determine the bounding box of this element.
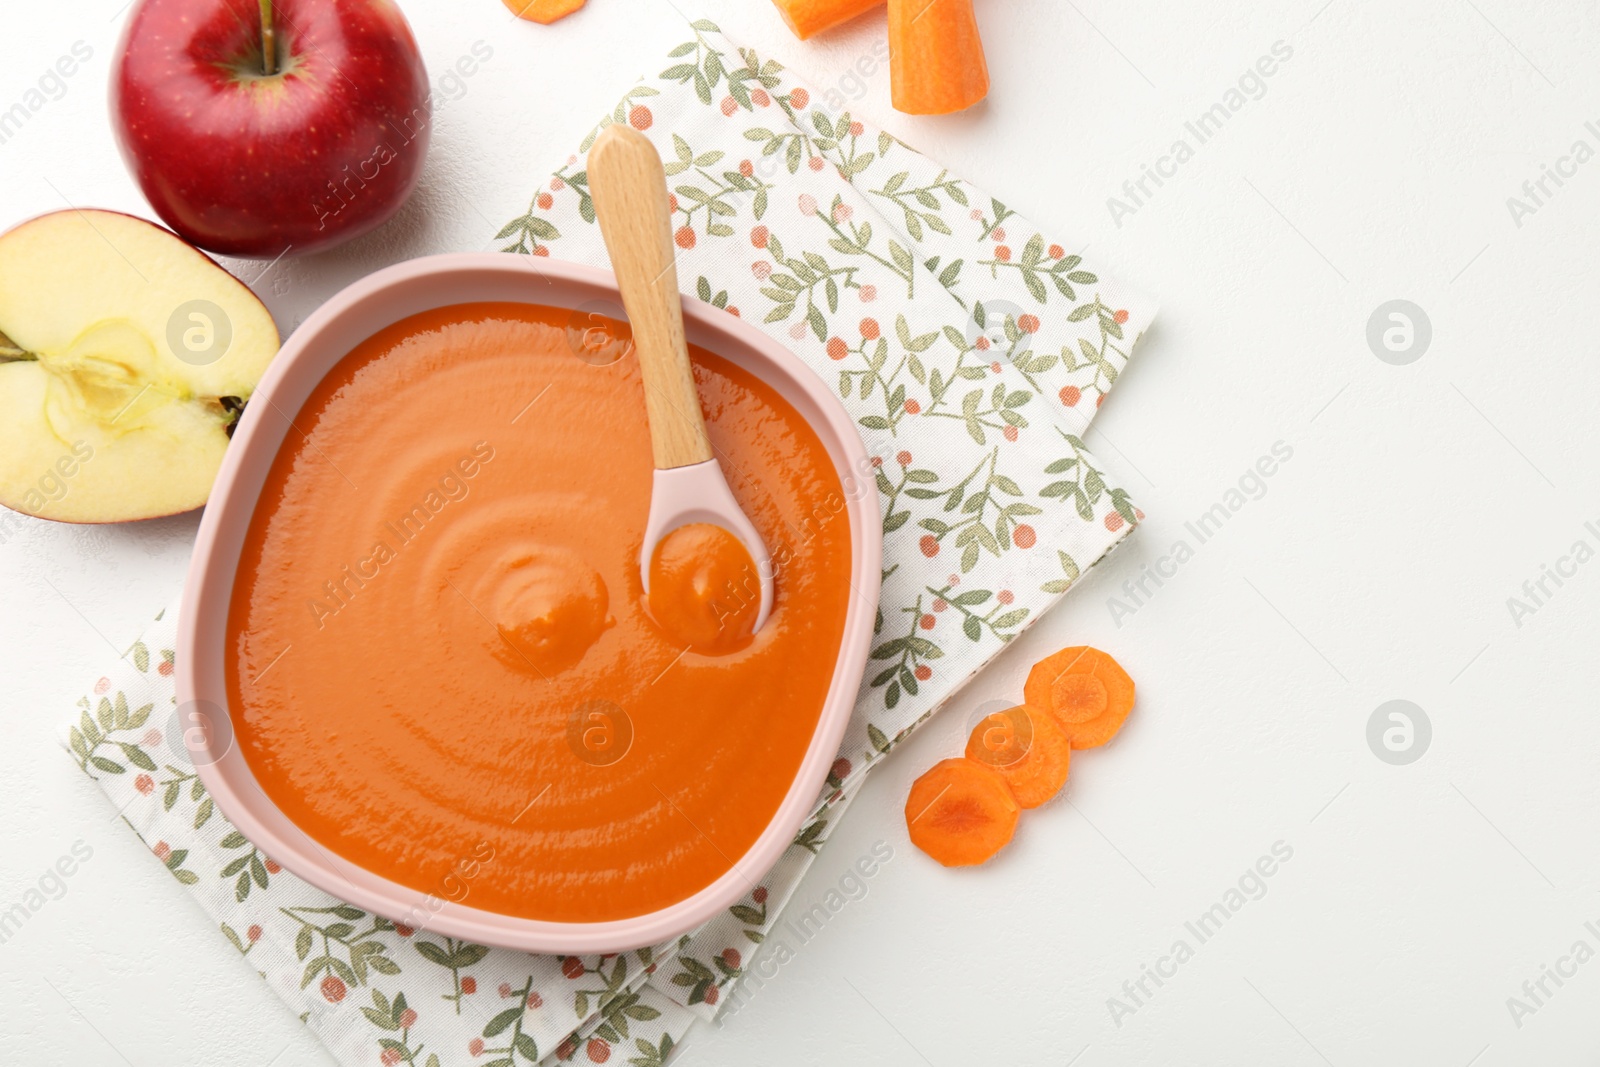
[226,303,851,923]
[648,522,761,655]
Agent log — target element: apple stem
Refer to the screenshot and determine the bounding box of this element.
[258,0,278,77]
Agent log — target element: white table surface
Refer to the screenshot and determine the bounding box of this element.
[6,0,1600,1063]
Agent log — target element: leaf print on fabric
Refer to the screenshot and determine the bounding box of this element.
[496,211,562,257]
[691,276,735,314]
[908,449,1045,573]
[220,828,275,902]
[562,952,659,1026]
[922,253,969,308]
[744,120,833,177]
[667,950,741,1008]
[160,764,214,829]
[980,232,1099,304]
[152,841,199,885]
[755,230,864,341]
[221,921,262,956]
[869,595,943,709]
[625,1034,676,1067]
[929,378,1033,446]
[875,450,940,534]
[663,134,771,241]
[809,109,880,178]
[413,937,489,1014]
[283,903,401,997]
[1040,549,1083,594]
[1041,431,1139,527]
[924,584,1030,644]
[658,20,771,108]
[68,690,155,775]
[870,168,967,243]
[972,197,1019,242]
[726,889,769,945]
[792,815,827,854]
[1061,295,1135,399]
[480,975,542,1066]
[582,84,666,154]
[588,988,663,1047]
[362,989,438,1067]
[837,318,926,435]
[814,193,916,295]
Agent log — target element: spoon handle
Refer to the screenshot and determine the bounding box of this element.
[589,124,713,470]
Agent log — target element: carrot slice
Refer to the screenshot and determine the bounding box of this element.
[1052,672,1108,724]
[771,0,884,39]
[887,0,989,115]
[965,703,1035,768]
[1022,646,1092,711]
[502,0,586,24]
[965,704,1070,809]
[1026,646,1136,749]
[904,758,1019,866]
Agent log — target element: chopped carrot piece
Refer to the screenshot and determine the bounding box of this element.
[1026,646,1136,749]
[904,758,1019,866]
[887,0,989,115]
[771,0,884,39]
[502,0,586,24]
[965,704,1070,809]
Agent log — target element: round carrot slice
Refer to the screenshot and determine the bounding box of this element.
[964,704,1035,769]
[904,758,1019,866]
[1022,645,1093,709]
[965,704,1070,809]
[1026,645,1136,748]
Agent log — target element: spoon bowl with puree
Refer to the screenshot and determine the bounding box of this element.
[588,124,773,654]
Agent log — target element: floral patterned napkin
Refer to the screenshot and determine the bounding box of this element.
[63,19,1155,1067]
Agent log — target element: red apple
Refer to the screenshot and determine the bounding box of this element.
[111,0,431,258]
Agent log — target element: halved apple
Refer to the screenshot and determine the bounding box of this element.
[0,210,279,522]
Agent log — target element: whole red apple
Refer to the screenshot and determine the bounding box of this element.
[111,0,431,258]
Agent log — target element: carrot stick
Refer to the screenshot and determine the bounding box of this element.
[904,758,1019,866]
[887,0,989,115]
[502,0,586,24]
[1026,646,1136,749]
[771,0,884,39]
[965,705,1070,809]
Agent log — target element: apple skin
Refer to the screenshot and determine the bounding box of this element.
[111,0,432,258]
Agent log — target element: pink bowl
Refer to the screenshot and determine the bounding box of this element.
[177,253,881,953]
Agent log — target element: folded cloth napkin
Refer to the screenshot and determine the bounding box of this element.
[62,19,1155,1066]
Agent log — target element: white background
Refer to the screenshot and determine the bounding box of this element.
[4,0,1599,1063]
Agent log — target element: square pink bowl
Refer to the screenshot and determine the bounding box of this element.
[176,253,882,953]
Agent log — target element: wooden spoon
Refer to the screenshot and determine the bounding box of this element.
[587,123,774,633]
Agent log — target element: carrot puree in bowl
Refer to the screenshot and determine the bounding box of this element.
[226,302,852,923]
[648,522,761,655]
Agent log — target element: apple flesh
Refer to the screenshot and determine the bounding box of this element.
[111,0,432,258]
[0,210,279,522]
